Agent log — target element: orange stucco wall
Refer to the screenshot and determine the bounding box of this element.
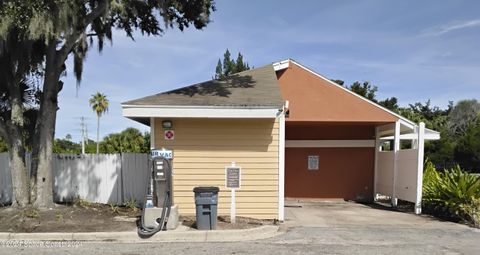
[285,123,376,200]
[285,147,375,200]
[286,122,375,140]
[276,62,398,123]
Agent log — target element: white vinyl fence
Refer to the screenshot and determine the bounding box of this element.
[0,153,12,205]
[0,153,149,205]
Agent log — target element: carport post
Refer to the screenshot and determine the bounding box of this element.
[373,126,381,201]
[277,112,285,221]
[415,122,425,214]
[391,121,400,207]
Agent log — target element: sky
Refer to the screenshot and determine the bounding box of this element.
[56,0,480,142]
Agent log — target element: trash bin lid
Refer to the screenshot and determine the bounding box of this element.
[193,186,219,193]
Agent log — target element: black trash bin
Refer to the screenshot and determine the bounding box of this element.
[193,186,219,230]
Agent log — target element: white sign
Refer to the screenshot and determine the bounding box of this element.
[164,130,175,140]
[151,149,173,159]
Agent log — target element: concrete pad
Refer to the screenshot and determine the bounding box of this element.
[283,200,471,230]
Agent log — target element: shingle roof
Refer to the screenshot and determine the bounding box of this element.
[122,64,284,109]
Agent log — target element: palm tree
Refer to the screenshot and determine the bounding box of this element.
[89,92,109,154]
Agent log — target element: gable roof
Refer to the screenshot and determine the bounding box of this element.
[274,59,399,123]
[122,64,284,109]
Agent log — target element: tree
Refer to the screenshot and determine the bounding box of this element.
[0,0,215,207]
[53,138,81,154]
[0,24,44,206]
[214,49,250,79]
[348,81,378,102]
[454,118,480,172]
[448,99,480,136]
[100,128,149,153]
[89,92,109,154]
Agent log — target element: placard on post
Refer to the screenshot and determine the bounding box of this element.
[225,163,241,223]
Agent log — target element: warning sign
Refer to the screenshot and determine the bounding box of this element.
[164,130,175,140]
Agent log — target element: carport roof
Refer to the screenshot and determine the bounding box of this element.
[122,65,284,109]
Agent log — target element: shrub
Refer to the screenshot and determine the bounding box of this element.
[423,159,480,225]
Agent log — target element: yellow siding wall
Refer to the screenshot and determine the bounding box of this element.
[154,118,279,219]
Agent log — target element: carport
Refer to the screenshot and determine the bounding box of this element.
[274,60,439,214]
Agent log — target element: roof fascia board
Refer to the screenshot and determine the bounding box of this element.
[273,60,290,71]
[285,59,417,127]
[122,106,280,119]
[121,104,280,109]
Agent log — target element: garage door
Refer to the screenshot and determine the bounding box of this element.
[285,147,375,201]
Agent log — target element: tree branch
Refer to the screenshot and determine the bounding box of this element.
[56,0,108,65]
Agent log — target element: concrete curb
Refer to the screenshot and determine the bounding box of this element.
[0,225,280,243]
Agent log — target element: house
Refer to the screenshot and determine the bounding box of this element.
[122,59,439,220]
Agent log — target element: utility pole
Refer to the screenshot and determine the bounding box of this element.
[80,117,86,154]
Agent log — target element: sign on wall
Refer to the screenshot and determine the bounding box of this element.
[308,155,319,170]
[164,130,175,140]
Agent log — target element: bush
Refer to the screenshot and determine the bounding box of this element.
[423,159,480,226]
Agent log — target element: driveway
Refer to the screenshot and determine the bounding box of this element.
[283,199,469,229]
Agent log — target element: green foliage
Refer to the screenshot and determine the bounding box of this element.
[0,138,7,152]
[214,49,251,79]
[423,160,480,224]
[347,81,378,102]
[53,138,81,154]
[100,128,149,153]
[73,196,92,209]
[109,203,119,214]
[23,207,40,219]
[124,198,139,213]
[455,118,480,171]
[89,92,109,117]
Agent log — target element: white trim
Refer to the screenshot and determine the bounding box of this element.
[150,117,155,149]
[380,132,440,141]
[392,121,400,207]
[286,140,374,148]
[281,59,417,127]
[278,113,285,221]
[273,60,290,71]
[373,127,380,201]
[122,107,280,119]
[415,122,425,214]
[122,104,280,109]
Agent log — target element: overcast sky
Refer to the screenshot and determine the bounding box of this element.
[56,0,480,142]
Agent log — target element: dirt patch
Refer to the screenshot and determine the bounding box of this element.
[0,202,139,233]
[180,215,273,230]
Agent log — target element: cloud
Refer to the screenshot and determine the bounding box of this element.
[424,19,480,36]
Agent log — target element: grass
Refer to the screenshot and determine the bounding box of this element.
[23,207,40,219]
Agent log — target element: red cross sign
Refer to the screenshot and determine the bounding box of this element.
[164,130,175,140]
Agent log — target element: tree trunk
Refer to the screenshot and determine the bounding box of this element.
[7,102,29,207]
[32,43,61,208]
[96,115,100,154]
[9,141,29,207]
[3,80,30,207]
